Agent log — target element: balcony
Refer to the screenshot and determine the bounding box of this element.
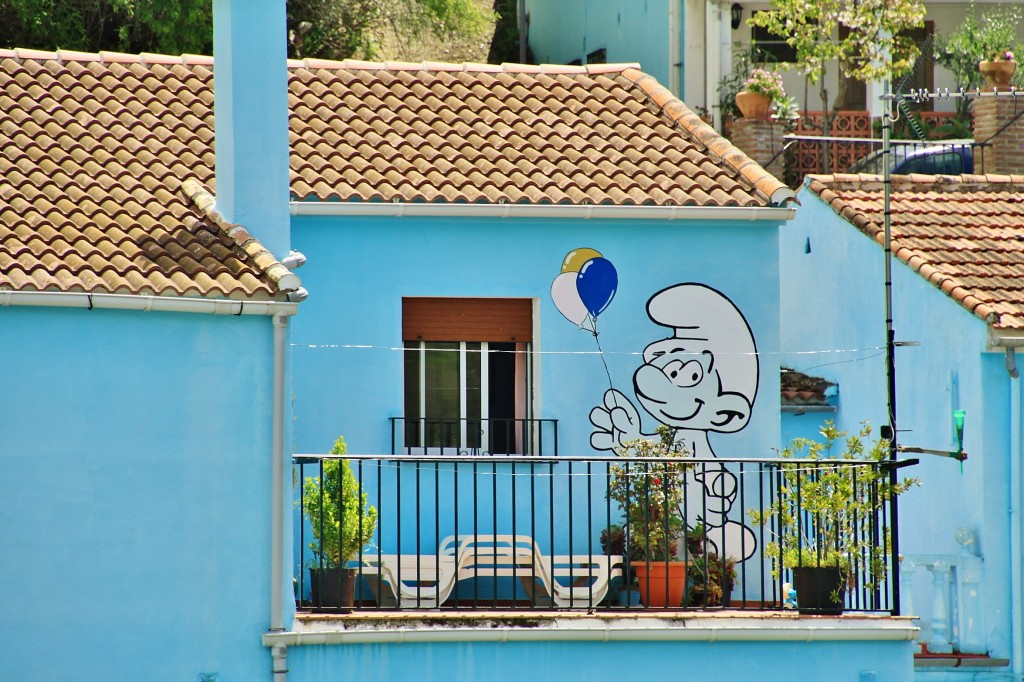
[293,451,903,616]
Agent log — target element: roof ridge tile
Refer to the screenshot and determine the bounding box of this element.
[181,179,300,294]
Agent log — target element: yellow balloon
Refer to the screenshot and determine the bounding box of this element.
[560,247,603,274]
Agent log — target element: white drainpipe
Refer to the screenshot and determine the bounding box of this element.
[1011,372,1022,676]
[991,330,1024,673]
[271,313,289,681]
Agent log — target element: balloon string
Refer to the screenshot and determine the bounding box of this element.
[591,318,618,407]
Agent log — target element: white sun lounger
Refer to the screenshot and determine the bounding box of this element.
[358,536,461,608]
[453,534,623,608]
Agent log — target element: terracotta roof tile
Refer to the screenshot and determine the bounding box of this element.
[807,174,1024,330]
[2,53,790,298]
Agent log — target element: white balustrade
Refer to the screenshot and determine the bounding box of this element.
[901,528,986,656]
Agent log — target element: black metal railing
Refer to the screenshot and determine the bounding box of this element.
[389,417,558,456]
[779,134,985,183]
[293,453,901,615]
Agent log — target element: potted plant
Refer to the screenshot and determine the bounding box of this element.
[606,425,692,607]
[302,435,378,610]
[980,49,1017,87]
[735,67,786,120]
[937,2,1024,105]
[600,523,644,606]
[686,523,737,607]
[749,421,919,614]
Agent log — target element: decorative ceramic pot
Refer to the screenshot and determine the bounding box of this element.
[979,59,1016,87]
[633,560,687,607]
[735,90,773,119]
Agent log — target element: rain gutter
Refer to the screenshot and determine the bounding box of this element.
[290,202,797,222]
[0,290,301,316]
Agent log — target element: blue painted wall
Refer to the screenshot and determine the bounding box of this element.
[0,306,277,681]
[525,0,671,87]
[291,213,781,462]
[289,212,783,593]
[780,186,1014,661]
[287,637,914,682]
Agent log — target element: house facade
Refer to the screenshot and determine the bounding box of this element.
[1,0,922,679]
[781,173,1024,679]
[524,0,1019,126]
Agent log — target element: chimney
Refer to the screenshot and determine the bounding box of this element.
[972,88,1024,175]
[212,0,291,260]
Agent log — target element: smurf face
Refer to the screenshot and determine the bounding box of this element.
[633,338,752,432]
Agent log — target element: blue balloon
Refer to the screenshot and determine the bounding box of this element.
[576,257,618,318]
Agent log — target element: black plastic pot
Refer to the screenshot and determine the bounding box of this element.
[308,567,356,611]
[792,566,845,615]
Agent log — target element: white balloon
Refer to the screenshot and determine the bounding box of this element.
[551,272,589,327]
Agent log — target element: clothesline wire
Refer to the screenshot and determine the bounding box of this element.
[290,342,886,358]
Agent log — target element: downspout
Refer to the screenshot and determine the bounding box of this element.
[992,329,1024,674]
[271,312,289,681]
[1011,363,1022,677]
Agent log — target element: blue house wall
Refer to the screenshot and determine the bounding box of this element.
[288,211,783,602]
[525,0,673,89]
[286,637,913,682]
[0,306,279,681]
[290,213,781,462]
[780,188,1015,665]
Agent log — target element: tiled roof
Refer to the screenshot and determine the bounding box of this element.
[0,50,296,300]
[0,50,792,299]
[807,173,1024,330]
[287,60,795,207]
[780,367,836,409]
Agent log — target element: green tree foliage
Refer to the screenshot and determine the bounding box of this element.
[0,0,492,61]
[749,0,924,129]
[936,1,1024,116]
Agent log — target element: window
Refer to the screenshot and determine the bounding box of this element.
[402,298,533,455]
[751,12,797,64]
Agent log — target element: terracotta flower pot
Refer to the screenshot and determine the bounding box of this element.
[735,90,772,120]
[979,59,1016,87]
[633,560,687,607]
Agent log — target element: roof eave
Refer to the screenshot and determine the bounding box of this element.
[289,201,796,222]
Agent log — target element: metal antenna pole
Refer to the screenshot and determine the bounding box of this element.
[881,78,903,615]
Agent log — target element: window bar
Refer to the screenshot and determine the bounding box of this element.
[604,460,613,610]
[737,461,747,609]
[548,458,555,609]
[460,342,468,451]
[414,458,422,606]
[452,458,461,605]
[472,459,480,609]
[417,344,426,449]
[395,455,403,604]
[511,457,519,609]
[373,457,383,610]
[567,458,575,607]
[479,342,489,454]
[586,460,594,607]
[529,459,537,609]
[491,458,498,607]
[298,460,307,609]
[432,459,441,609]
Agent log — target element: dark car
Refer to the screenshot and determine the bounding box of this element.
[847,141,974,175]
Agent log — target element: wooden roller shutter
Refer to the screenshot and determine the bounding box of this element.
[403,298,533,342]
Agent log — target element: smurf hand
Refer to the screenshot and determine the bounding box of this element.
[590,389,642,450]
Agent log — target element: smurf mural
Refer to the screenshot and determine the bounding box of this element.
[553,252,760,562]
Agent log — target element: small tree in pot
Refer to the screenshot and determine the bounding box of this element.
[606,425,692,607]
[302,436,377,609]
[749,421,919,614]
